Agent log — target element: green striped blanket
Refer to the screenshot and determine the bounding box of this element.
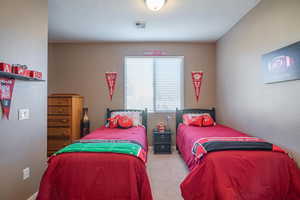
[54,140,147,163]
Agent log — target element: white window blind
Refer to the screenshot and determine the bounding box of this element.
[125,57,183,112]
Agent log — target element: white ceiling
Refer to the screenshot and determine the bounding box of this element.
[49,0,261,42]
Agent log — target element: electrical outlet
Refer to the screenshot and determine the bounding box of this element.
[18,109,30,120]
[23,167,30,180]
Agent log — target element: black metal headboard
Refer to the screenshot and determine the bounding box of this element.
[175,108,216,133]
[106,108,148,134]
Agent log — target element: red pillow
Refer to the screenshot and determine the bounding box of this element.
[190,116,203,127]
[118,116,133,129]
[108,115,120,128]
[202,114,215,127]
[183,114,203,127]
[183,114,197,125]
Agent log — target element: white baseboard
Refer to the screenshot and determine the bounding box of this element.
[27,192,37,200]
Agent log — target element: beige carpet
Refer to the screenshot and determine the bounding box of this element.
[147,147,189,200]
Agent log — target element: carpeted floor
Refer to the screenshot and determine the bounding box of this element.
[147,147,189,200]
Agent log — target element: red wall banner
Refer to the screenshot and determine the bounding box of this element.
[143,50,166,56]
[0,78,15,119]
[191,71,203,102]
[105,72,117,101]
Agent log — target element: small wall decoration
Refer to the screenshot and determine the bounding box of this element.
[0,62,43,80]
[105,72,117,101]
[191,71,204,102]
[0,78,15,120]
[143,50,166,56]
[0,63,12,73]
[262,41,300,83]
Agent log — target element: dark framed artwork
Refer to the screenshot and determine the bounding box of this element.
[262,41,300,84]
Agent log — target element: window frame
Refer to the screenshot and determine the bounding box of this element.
[124,56,185,113]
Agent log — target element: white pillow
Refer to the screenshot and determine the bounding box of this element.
[111,111,142,127]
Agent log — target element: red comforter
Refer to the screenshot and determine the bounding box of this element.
[37,126,153,200]
[177,124,300,200]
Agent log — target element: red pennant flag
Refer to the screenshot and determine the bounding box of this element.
[105,72,117,101]
[0,78,15,120]
[191,71,203,102]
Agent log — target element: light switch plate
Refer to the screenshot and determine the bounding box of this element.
[23,167,30,180]
[18,109,30,120]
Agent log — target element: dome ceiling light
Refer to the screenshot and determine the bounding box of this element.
[144,0,167,11]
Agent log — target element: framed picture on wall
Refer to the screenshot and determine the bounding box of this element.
[262,41,300,84]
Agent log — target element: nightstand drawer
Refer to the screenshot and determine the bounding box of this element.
[154,134,171,143]
[154,144,171,154]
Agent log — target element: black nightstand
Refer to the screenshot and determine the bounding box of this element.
[153,129,172,154]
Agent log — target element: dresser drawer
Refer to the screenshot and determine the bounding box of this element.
[48,116,71,127]
[48,128,71,140]
[154,144,171,154]
[48,139,70,151]
[48,128,71,136]
[48,106,71,115]
[154,134,171,143]
[48,97,71,106]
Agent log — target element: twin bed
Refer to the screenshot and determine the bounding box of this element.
[176,108,300,200]
[37,109,152,200]
[38,108,300,200]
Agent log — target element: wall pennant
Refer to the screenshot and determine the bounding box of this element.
[191,71,203,102]
[0,78,15,120]
[105,72,117,101]
[143,50,166,56]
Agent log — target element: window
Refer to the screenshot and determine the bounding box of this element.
[125,57,183,112]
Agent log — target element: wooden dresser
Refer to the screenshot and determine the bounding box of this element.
[47,94,83,156]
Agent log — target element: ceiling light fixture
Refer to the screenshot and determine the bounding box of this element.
[145,0,166,11]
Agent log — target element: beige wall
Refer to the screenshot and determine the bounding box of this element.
[0,0,48,199]
[217,0,300,164]
[48,42,216,144]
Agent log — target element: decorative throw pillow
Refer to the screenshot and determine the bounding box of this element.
[118,116,133,129]
[201,114,216,127]
[111,111,142,126]
[183,113,203,126]
[107,115,120,128]
[189,116,204,127]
